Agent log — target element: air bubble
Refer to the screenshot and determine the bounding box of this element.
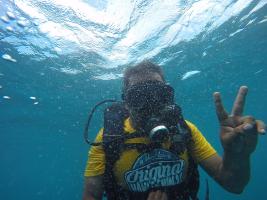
[3,96,11,99]
[2,54,17,62]
[181,71,201,80]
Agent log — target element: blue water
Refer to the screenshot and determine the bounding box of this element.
[0,0,266,200]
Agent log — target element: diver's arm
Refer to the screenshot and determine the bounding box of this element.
[200,153,250,194]
[83,175,104,200]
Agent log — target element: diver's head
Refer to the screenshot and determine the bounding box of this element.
[123,60,165,92]
[122,60,174,132]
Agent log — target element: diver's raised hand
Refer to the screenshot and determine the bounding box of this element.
[213,86,266,155]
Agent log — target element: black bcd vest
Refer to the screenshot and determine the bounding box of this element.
[102,102,200,200]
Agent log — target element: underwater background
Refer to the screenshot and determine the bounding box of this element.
[0,0,266,199]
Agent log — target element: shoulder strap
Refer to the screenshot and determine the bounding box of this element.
[169,107,200,200]
[187,156,199,200]
[103,102,128,145]
[181,119,200,200]
[102,102,129,200]
[183,125,200,200]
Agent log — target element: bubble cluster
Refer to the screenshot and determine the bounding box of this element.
[30,96,39,105]
[0,11,20,63]
[1,93,40,105]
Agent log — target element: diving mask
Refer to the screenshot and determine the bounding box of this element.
[123,81,179,143]
[123,81,174,111]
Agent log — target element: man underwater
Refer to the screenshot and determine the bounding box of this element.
[83,61,266,200]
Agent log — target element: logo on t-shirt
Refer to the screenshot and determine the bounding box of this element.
[124,148,185,192]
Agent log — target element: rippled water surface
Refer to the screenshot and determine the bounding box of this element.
[0,0,267,199]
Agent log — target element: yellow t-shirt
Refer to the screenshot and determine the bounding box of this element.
[84,118,216,192]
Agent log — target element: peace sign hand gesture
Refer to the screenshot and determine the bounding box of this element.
[214,86,266,156]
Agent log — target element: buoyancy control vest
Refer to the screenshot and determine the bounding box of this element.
[101,102,200,200]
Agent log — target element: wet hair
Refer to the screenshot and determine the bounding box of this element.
[123,60,165,92]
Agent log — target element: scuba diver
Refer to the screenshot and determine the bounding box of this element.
[82,61,266,200]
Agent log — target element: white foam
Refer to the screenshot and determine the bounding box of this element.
[9,0,263,69]
[229,28,244,37]
[1,16,9,23]
[54,47,62,53]
[254,69,263,74]
[258,18,267,24]
[240,1,267,21]
[246,18,256,26]
[60,68,82,75]
[93,73,122,80]
[6,26,14,32]
[54,47,62,52]
[218,38,226,43]
[181,70,201,80]
[6,11,16,20]
[17,19,29,27]
[2,54,17,62]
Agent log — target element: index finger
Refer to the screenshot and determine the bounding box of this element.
[213,92,228,122]
[231,86,248,116]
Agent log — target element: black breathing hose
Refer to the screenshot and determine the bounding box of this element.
[83,99,118,145]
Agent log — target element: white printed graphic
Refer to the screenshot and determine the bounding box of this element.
[124,149,185,192]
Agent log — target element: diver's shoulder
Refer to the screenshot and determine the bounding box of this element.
[185,120,201,134]
[185,120,197,128]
